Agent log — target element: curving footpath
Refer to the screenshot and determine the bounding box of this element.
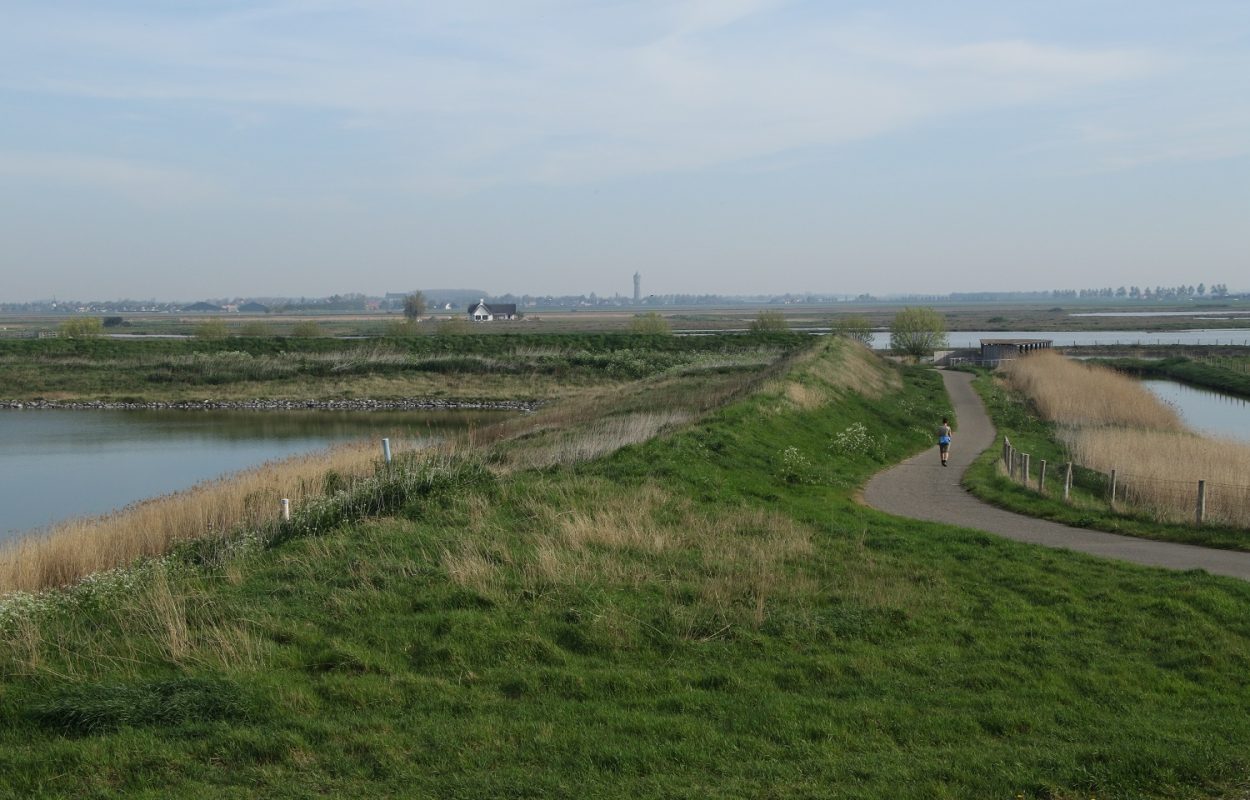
[863,370,1250,582]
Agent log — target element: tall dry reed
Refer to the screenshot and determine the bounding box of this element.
[1064,428,1250,527]
[1003,351,1183,430]
[0,440,387,595]
[1004,351,1250,526]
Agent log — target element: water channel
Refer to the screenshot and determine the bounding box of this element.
[0,408,507,542]
[867,329,1250,350]
[1141,380,1250,444]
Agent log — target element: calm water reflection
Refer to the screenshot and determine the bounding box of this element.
[868,329,1250,349]
[0,409,507,540]
[1142,380,1250,443]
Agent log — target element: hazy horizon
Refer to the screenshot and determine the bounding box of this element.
[3,1,1247,301]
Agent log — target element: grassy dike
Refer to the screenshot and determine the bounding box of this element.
[3,340,1250,798]
[963,369,1250,552]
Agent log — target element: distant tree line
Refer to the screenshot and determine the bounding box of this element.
[1048,283,1230,299]
[4,282,1242,313]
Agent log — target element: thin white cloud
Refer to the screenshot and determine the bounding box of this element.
[0,152,222,201]
[0,1,1221,192]
[665,0,784,36]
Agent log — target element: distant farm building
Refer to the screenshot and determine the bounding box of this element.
[468,300,518,322]
[182,301,222,312]
[979,338,1052,367]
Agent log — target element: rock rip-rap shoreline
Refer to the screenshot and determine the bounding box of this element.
[1,398,539,412]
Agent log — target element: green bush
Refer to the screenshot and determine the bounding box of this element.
[831,315,873,346]
[889,307,948,358]
[629,312,671,335]
[194,318,230,340]
[749,309,788,333]
[59,317,103,339]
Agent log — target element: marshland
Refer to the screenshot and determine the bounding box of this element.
[2,331,1250,798]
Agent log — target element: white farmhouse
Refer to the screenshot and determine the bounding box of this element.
[467,299,518,322]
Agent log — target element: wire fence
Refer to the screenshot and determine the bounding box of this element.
[1000,437,1250,528]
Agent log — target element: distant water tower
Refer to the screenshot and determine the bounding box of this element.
[633,272,641,304]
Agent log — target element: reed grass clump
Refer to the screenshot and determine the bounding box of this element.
[1003,350,1183,430]
[1064,428,1250,527]
[0,441,386,595]
[1003,351,1250,527]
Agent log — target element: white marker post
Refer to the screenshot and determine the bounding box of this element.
[281,498,291,522]
[382,437,392,466]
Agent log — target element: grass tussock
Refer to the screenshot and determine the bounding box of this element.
[504,411,693,470]
[769,337,899,411]
[443,477,814,634]
[0,441,385,595]
[482,360,776,469]
[1003,350,1183,430]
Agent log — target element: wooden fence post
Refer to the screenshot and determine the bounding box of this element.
[1039,459,1047,493]
[1009,447,1016,479]
[1022,454,1030,486]
[1197,480,1206,525]
[1109,469,1117,507]
[1063,462,1072,502]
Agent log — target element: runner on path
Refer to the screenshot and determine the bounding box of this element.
[864,370,1250,582]
[937,417,952,467]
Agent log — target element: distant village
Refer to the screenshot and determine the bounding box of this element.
[0,281,1240,314]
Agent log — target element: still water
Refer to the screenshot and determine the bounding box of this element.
[868,329,1250,350]
[1141,380,1250,444]
[0,409,506,541]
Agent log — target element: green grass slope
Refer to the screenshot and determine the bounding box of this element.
[3,340,1250,799]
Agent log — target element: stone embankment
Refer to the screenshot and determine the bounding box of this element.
[1,398,539,412]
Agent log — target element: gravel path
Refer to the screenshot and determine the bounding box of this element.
[862,370,1250,582]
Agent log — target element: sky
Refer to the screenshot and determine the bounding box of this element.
[1,1,1247,301]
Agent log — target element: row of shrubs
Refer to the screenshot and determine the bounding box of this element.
[1,331,808,360]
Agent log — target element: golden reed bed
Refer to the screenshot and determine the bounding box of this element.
[1004,351,1250,527]
[0,441,385,595]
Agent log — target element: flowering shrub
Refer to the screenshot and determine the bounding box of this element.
[779,447,817,484]
[830,422,887,460]
[0,557,171,632]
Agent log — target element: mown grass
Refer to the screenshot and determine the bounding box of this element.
[963,369,1250,551]
[3,339,1250,798]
